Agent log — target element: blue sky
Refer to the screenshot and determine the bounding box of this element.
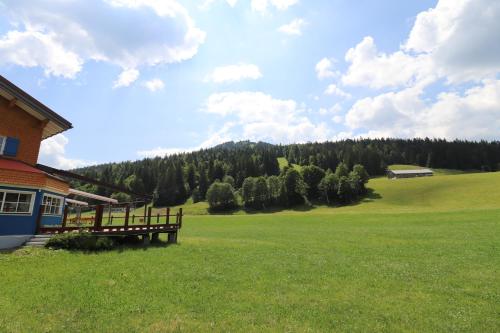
[1,0,499,169]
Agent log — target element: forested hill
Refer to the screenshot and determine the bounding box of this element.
[72,139,500,205]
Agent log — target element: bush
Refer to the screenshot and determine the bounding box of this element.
[46,232,115,251]
[206,181,237,211]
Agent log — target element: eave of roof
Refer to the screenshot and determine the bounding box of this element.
[0,75,73,139]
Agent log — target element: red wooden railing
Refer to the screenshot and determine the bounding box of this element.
[38,203,183,235]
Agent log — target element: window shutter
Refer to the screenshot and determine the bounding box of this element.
[4,137,20,157]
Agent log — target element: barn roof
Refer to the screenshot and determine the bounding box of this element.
[0,75,72,139]
[389,169,433,175]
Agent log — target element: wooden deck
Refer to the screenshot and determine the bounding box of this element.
[37,204,183,242]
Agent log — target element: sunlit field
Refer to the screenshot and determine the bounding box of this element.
[1,170,499,332]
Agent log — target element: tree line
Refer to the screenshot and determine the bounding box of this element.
[70,139,500,208]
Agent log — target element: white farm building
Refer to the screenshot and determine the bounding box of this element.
[387,169,434,179]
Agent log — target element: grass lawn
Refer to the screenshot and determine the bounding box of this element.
[1,170,500,332]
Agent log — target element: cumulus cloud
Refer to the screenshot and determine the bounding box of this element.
[113,68,139,88]
[278,18,306,36]
[0,0,205,83]
[203,91,330,143]
[342,36,434,89]
[143,78,165,92]
[324,84,351,99]
[342,0,500,89]
[315,58,339,80]
[39,134,96,170]
[207,63,262,83]
[345,80,500,140]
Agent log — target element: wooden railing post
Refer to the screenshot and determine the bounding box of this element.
[147,206,152,227]
[166,207,170,224]
[124,204,130,228]
[94,205,103,231]
[62,205,68,228]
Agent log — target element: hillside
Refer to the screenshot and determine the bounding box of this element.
[156,168,499,216]
[70,139,500,209]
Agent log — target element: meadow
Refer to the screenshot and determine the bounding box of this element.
[1,169,499,332]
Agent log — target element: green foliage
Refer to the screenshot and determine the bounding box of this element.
[46,233,115,251]
[110,192,131,203]
[206,182,237,211]
[222,175,235,188]
[318,170,339,204]
[335,162,349,179]
[267,175,281,205]
[241,177,256,208]
[253,177,269,209]
[301,165,326,199]
[281,168,307,207]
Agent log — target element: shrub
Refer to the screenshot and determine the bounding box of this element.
[206,181,237,211]
[46,232,115,251]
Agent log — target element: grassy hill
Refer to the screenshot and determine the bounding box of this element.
[169,168,499,215]
[1,169,499,332]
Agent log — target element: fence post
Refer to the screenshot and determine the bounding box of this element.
[62,205,68,228]
[179,208,183,229]
[147,206,152,227]
[124,204,130,228]
[166,207,170,224]
[94,205,103,231]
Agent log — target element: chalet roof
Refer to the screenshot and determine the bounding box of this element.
[389,169,433,175]
[0,75,72,139]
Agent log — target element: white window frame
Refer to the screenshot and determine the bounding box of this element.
[0,136,6,155]
[0,189,36,215]
[42,193,64,216]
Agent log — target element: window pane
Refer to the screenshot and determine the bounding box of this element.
[0,192,4,202]
[17,203,30,213]
[3,202,17,212]
[19,194,31,203]
[5,193,18,202]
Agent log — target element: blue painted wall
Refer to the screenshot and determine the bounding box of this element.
[0,186,66,235]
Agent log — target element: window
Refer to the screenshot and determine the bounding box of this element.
[43,194,64,216]
[0,136,5,155]
[0,190,35,214]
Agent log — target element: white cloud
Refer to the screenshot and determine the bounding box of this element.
[342,36,434,89]
[251,0,298,13]
[342,0,500,89]
[315,58,339,80]
[39,134,96,170]
[405,0,500,83]
[332,115,343,124]
[345,80,500,140]
[207,63,262,83]
[319,103,342,116]
[143,78,165,92]
[278,18,306,36]
[203,91,330,143]
[324,84,351,99]
[0,0,205,81]
[113,68,140,88]
[0,30,83,79]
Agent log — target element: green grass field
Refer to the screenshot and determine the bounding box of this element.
[1,169,500,332]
